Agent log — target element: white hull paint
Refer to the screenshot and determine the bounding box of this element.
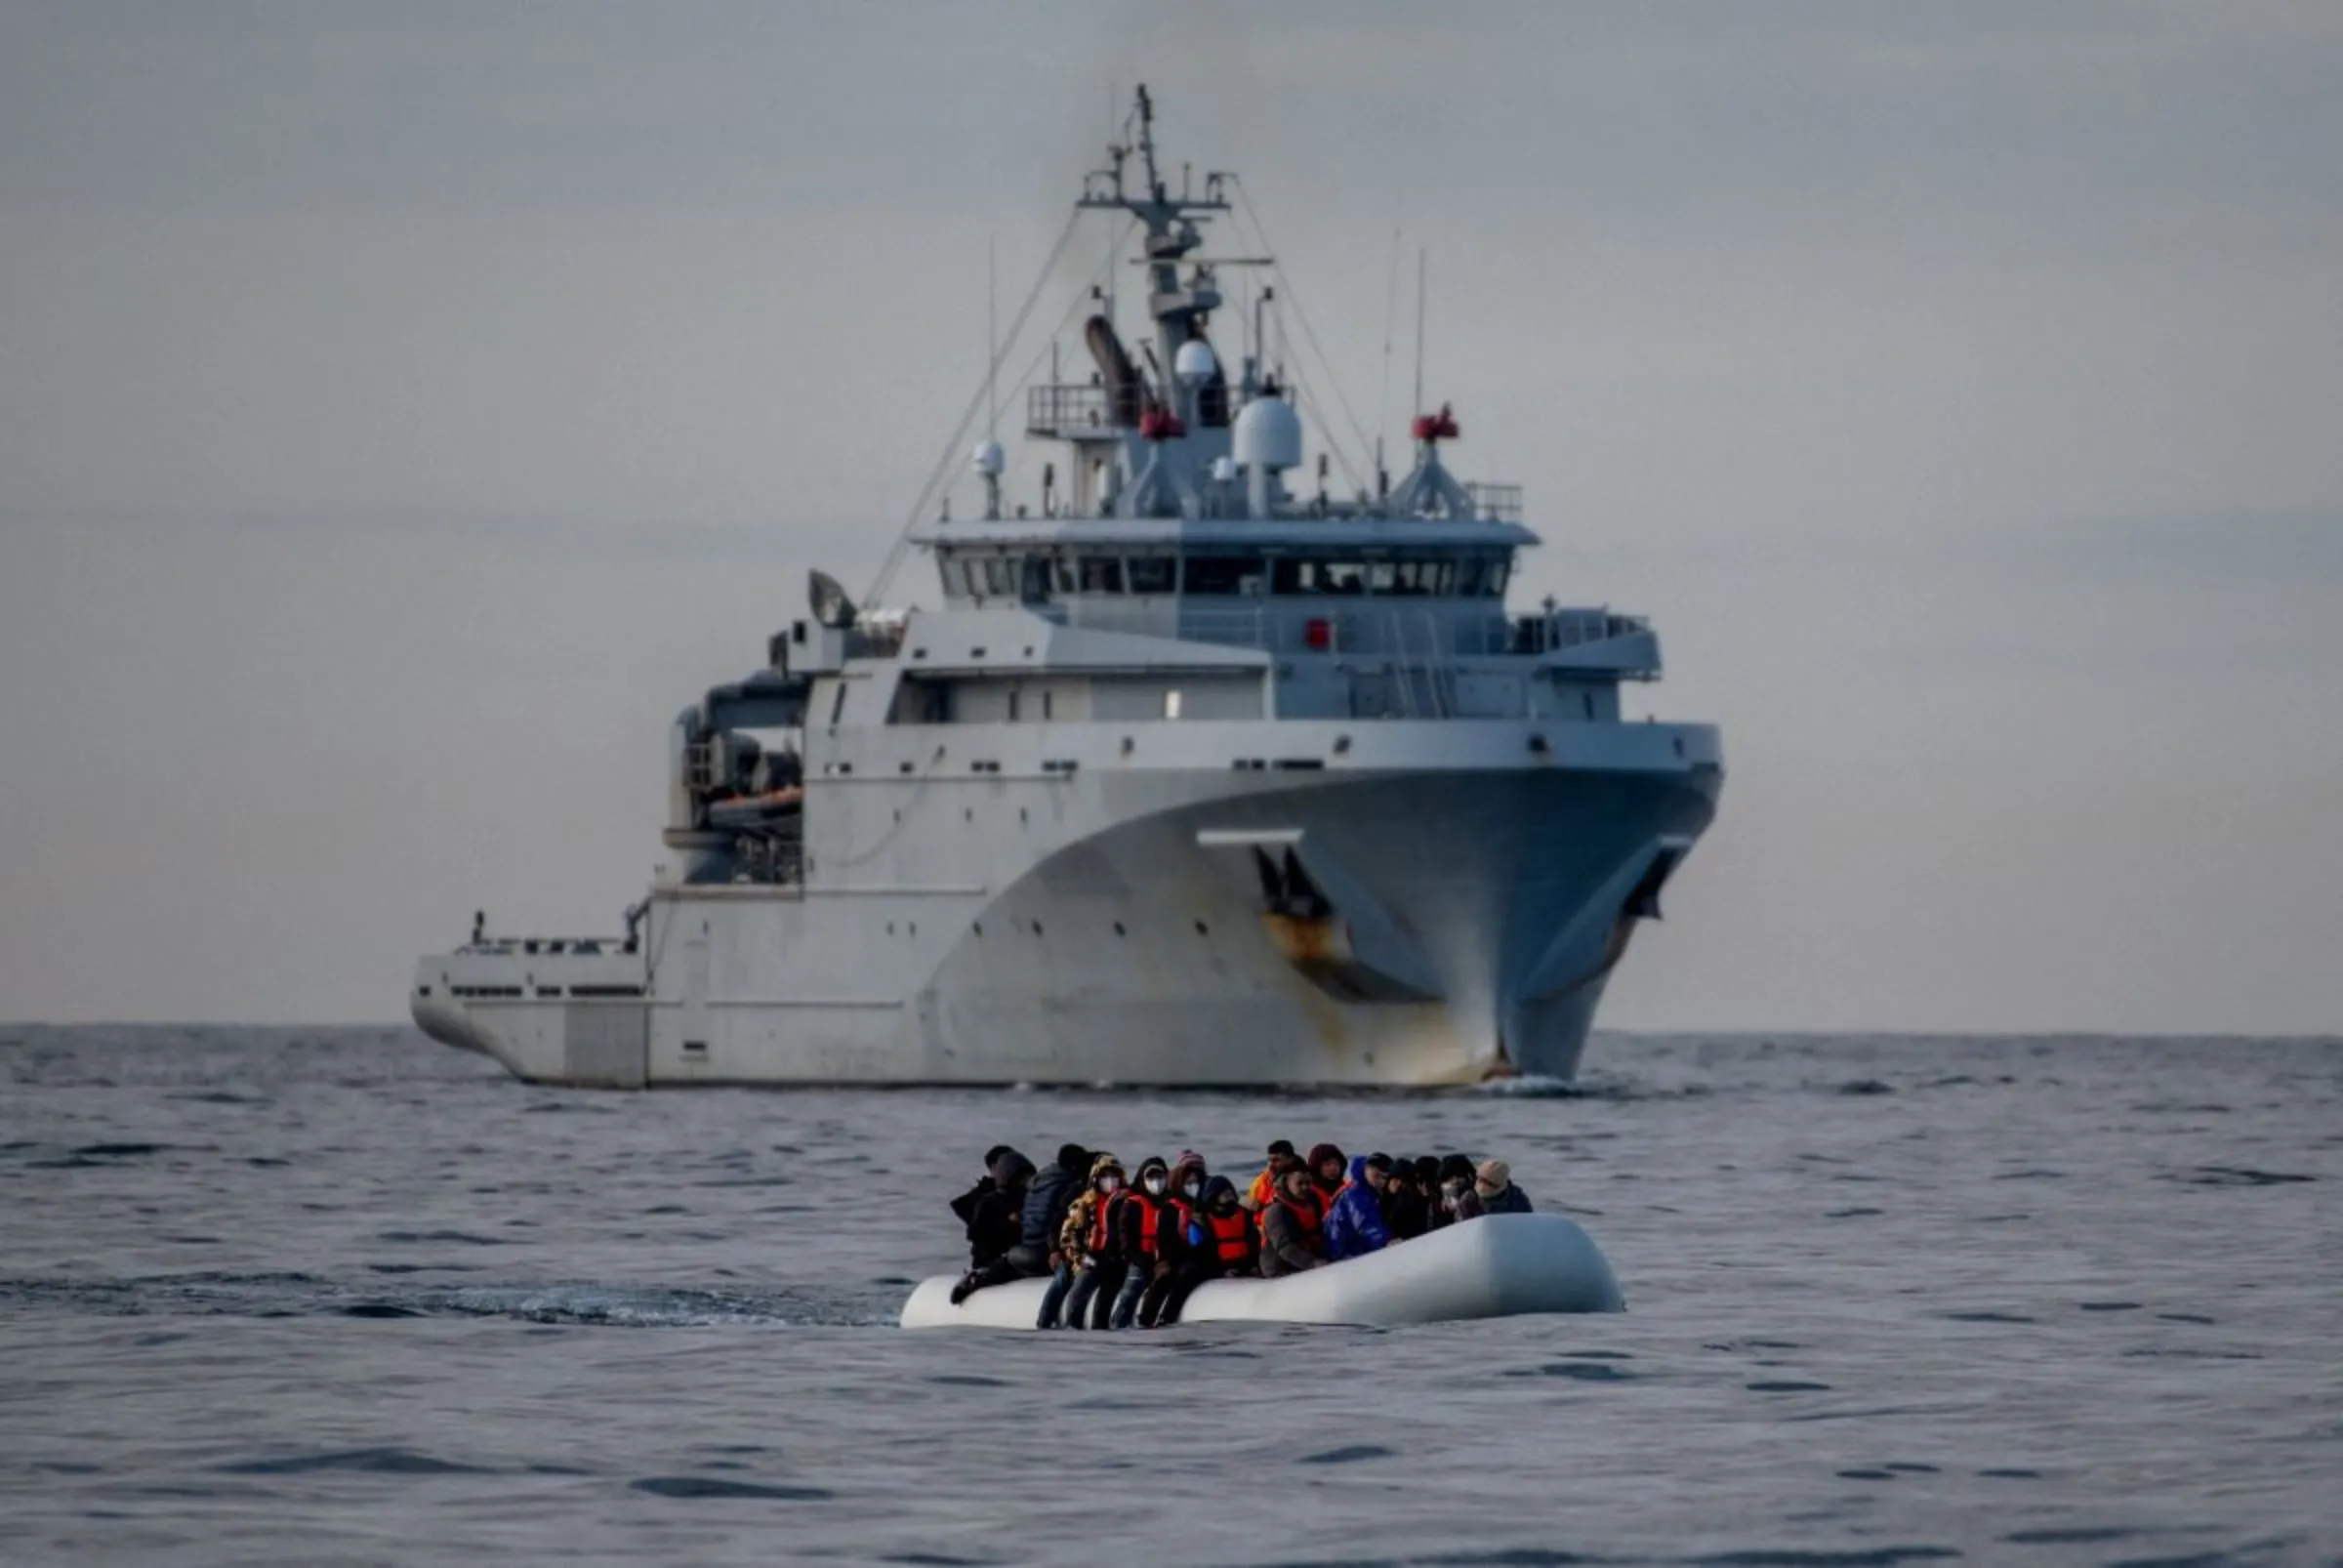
[413,723,1719,1087]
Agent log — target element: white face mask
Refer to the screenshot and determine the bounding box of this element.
[1444,1178,1468,1197]
[1143,1174,1168,1196]
[1181,1178,1202,1199]
[1098,1176,1120,1194]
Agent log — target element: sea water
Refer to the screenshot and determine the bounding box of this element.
[2,1027,2335,1566]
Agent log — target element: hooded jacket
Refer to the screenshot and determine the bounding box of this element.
[965,1150,1034,1267]
[1058,1154,1127,1265]
[1323,1154,1393,1261]
[1193,1176,1257,1275]
[1113,1156,1172,1262]
[1020,1147,1087,1253]
[1158,1154,1211,1264]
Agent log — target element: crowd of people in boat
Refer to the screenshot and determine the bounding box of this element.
[947,1137,1535,1329]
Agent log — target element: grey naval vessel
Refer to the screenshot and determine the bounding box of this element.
[412,91,1724,1088]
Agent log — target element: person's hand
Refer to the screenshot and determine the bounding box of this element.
[1048,1251,1063,1269]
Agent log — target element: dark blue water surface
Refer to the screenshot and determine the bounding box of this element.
[2,1027,2337,1566]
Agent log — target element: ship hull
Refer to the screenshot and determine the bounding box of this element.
[412,723,1720,1087]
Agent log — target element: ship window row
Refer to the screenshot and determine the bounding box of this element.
[938,552,1510,601]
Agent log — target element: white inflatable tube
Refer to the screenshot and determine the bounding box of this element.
[899,1214,1624,1330]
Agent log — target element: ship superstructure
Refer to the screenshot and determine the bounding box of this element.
[411,91,1723,1087]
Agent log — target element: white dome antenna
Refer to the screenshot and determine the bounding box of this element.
[971,438,1006,520]
[1232,393,1302,517]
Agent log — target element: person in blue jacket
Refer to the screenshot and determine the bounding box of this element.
[1322,1152,1392,1261]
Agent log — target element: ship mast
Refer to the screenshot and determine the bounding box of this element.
[1079,85,1230,404]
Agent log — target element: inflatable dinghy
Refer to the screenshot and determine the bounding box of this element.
[901,1213,1623,1330]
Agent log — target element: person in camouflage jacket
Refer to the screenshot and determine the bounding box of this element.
[1053,1153,1128,1331]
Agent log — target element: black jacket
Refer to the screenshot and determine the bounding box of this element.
[1020,1161,1082,1253]
[966,1184,1026,1268]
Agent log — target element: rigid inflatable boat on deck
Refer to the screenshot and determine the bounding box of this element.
[900,1214,1624,1330]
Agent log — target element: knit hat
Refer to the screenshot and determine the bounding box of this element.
[1306,1142,1344,1171]
[1475,1158,1511,1194]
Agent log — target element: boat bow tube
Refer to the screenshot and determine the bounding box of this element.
[899,1214,1623,1330]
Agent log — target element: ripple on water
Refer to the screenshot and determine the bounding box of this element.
[2167,1166,2316,1187]
[629,1476,834,1500]
[1299,1444,1394,1465]
[217,1447,490,1476]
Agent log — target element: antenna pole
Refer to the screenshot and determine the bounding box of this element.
[987,235,998,441]
[1413,247,1426,420]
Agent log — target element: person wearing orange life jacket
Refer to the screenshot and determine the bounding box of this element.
[1106,1155,1170,1329]
[1259,1164,1328,1277]
[1136,1152,1210,1328]
[1055,1154,1130,1330]
[1243,1139,1301,1214]
[1305,1142,1347,1209]
[1156,1174,1256,1323]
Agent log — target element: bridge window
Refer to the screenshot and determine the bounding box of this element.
[1079,557,1126,594]
[1455,555,1511,598]
[1273,558,1370,596]
[982,557,1020,597]
[1126,556,1175,595]
[939,557,973,597]
[1183,556,1267,596]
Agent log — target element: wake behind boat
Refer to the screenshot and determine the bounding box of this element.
[901,1213,1623,1330]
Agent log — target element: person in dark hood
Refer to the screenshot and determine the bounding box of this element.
[1323,1152,1392,1261]
[952,1142,1083,1303]
[1306,1142,1346,1207]
[1258,1164,1327,1277]
[949,1144,1018,1229]
[951,1149,1035,1297]
[1381,1154,1430,1241]
[1414,1156,1447,1228]
[1025,1142,1090,1257]
[1438,1153,1484,1223]
[1137,1151,1211,1327]
[1156,1174,1254,1324]
[1107,1155,1170,1329]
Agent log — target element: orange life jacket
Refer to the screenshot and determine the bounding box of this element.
[1272,1188,1323,1241]
[1087,1190,1117,1256]
[1206,1208,1252,1264]
[1130,1190,1164,1259]
[1164,1197,1196,1254]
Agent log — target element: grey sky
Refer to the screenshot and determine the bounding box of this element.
[2,3,2336,1031]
